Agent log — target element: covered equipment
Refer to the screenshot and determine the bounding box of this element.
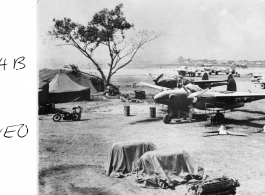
[137,149,201,182]
[105,140,157,176]
[49,73,90,103]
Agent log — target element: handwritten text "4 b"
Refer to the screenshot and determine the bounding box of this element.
[0,56,26,71]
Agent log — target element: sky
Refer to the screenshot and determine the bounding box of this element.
[38,0,265,69]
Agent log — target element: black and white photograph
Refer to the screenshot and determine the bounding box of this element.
[38,0,265,194]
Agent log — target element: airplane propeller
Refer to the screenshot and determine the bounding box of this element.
[187,89,208,103]
[183,85,190,94]
[150,73,164,84]
[157,74,164,81]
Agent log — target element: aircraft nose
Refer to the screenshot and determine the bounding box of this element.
[154,93,163,103]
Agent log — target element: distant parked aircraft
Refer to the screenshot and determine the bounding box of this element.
[142,72,233,90]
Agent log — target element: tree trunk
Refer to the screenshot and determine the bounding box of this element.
[106,75,111,86]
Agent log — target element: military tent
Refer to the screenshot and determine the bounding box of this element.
[66,72,97,93]
[105,140,157,176]
[38,82,49,106]
[39,68,104,93]
[49,73,90,103]
[137,149,201,182]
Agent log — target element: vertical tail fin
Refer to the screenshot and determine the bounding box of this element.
[227,78,237,91]
[227,73,233,82]
[202,72,209,80]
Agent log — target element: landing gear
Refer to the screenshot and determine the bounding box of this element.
[163,108,188,124]
[163,114,172,124]
[213,112,224,123]
[163,107,178,124]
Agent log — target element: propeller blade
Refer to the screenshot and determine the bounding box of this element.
[157,74,164,81]
[149,73,154,79]
[183,85,190,94]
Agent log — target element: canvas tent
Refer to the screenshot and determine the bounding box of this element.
[49,73,90,103]
[105,140,157,176]
[137,149,200,181]
[67,72,97,93]
[38,82,49,106]
[39,68,104,93]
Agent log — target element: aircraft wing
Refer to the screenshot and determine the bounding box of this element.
[193,79,227,84]
[138,82,170,90]
[214,91,265,98]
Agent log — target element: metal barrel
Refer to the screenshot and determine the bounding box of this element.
[124,105,130,116]
[150,107,156,118]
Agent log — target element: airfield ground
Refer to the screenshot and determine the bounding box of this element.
[39,67,265,195]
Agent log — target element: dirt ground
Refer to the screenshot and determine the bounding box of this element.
[39,67,265,195]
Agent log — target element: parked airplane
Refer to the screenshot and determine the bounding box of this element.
[142,72,233,90]
[176,66,203,77]
[149,73,183,89]
[153,79,265,124]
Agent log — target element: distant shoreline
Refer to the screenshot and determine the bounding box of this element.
[39,63,265,71]
[81,63,264,69]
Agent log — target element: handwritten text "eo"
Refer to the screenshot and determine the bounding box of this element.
[1,124,28,138]
[0,56,26,71]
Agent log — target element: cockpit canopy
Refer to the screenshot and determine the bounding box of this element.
[185,83,202,93]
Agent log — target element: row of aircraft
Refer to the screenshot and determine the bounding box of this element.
[147,72,232,89]
[176,65,235,77]
[140,73,265,124]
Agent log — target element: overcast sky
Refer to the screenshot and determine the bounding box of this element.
[38,0,265,69]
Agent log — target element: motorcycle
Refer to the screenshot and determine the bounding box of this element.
[53,106,82,122]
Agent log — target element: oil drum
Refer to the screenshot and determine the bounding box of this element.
[124,105,130,116]
[150,107,156,118]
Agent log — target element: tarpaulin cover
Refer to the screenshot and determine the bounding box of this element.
[105,140,157,176]
[137,149,199,181]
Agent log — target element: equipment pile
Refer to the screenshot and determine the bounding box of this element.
[186,176,240,195]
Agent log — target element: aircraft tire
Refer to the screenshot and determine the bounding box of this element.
[163,115,171,124]
[260,83,265,89]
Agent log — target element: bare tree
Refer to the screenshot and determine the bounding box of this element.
[48,4,162,86]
